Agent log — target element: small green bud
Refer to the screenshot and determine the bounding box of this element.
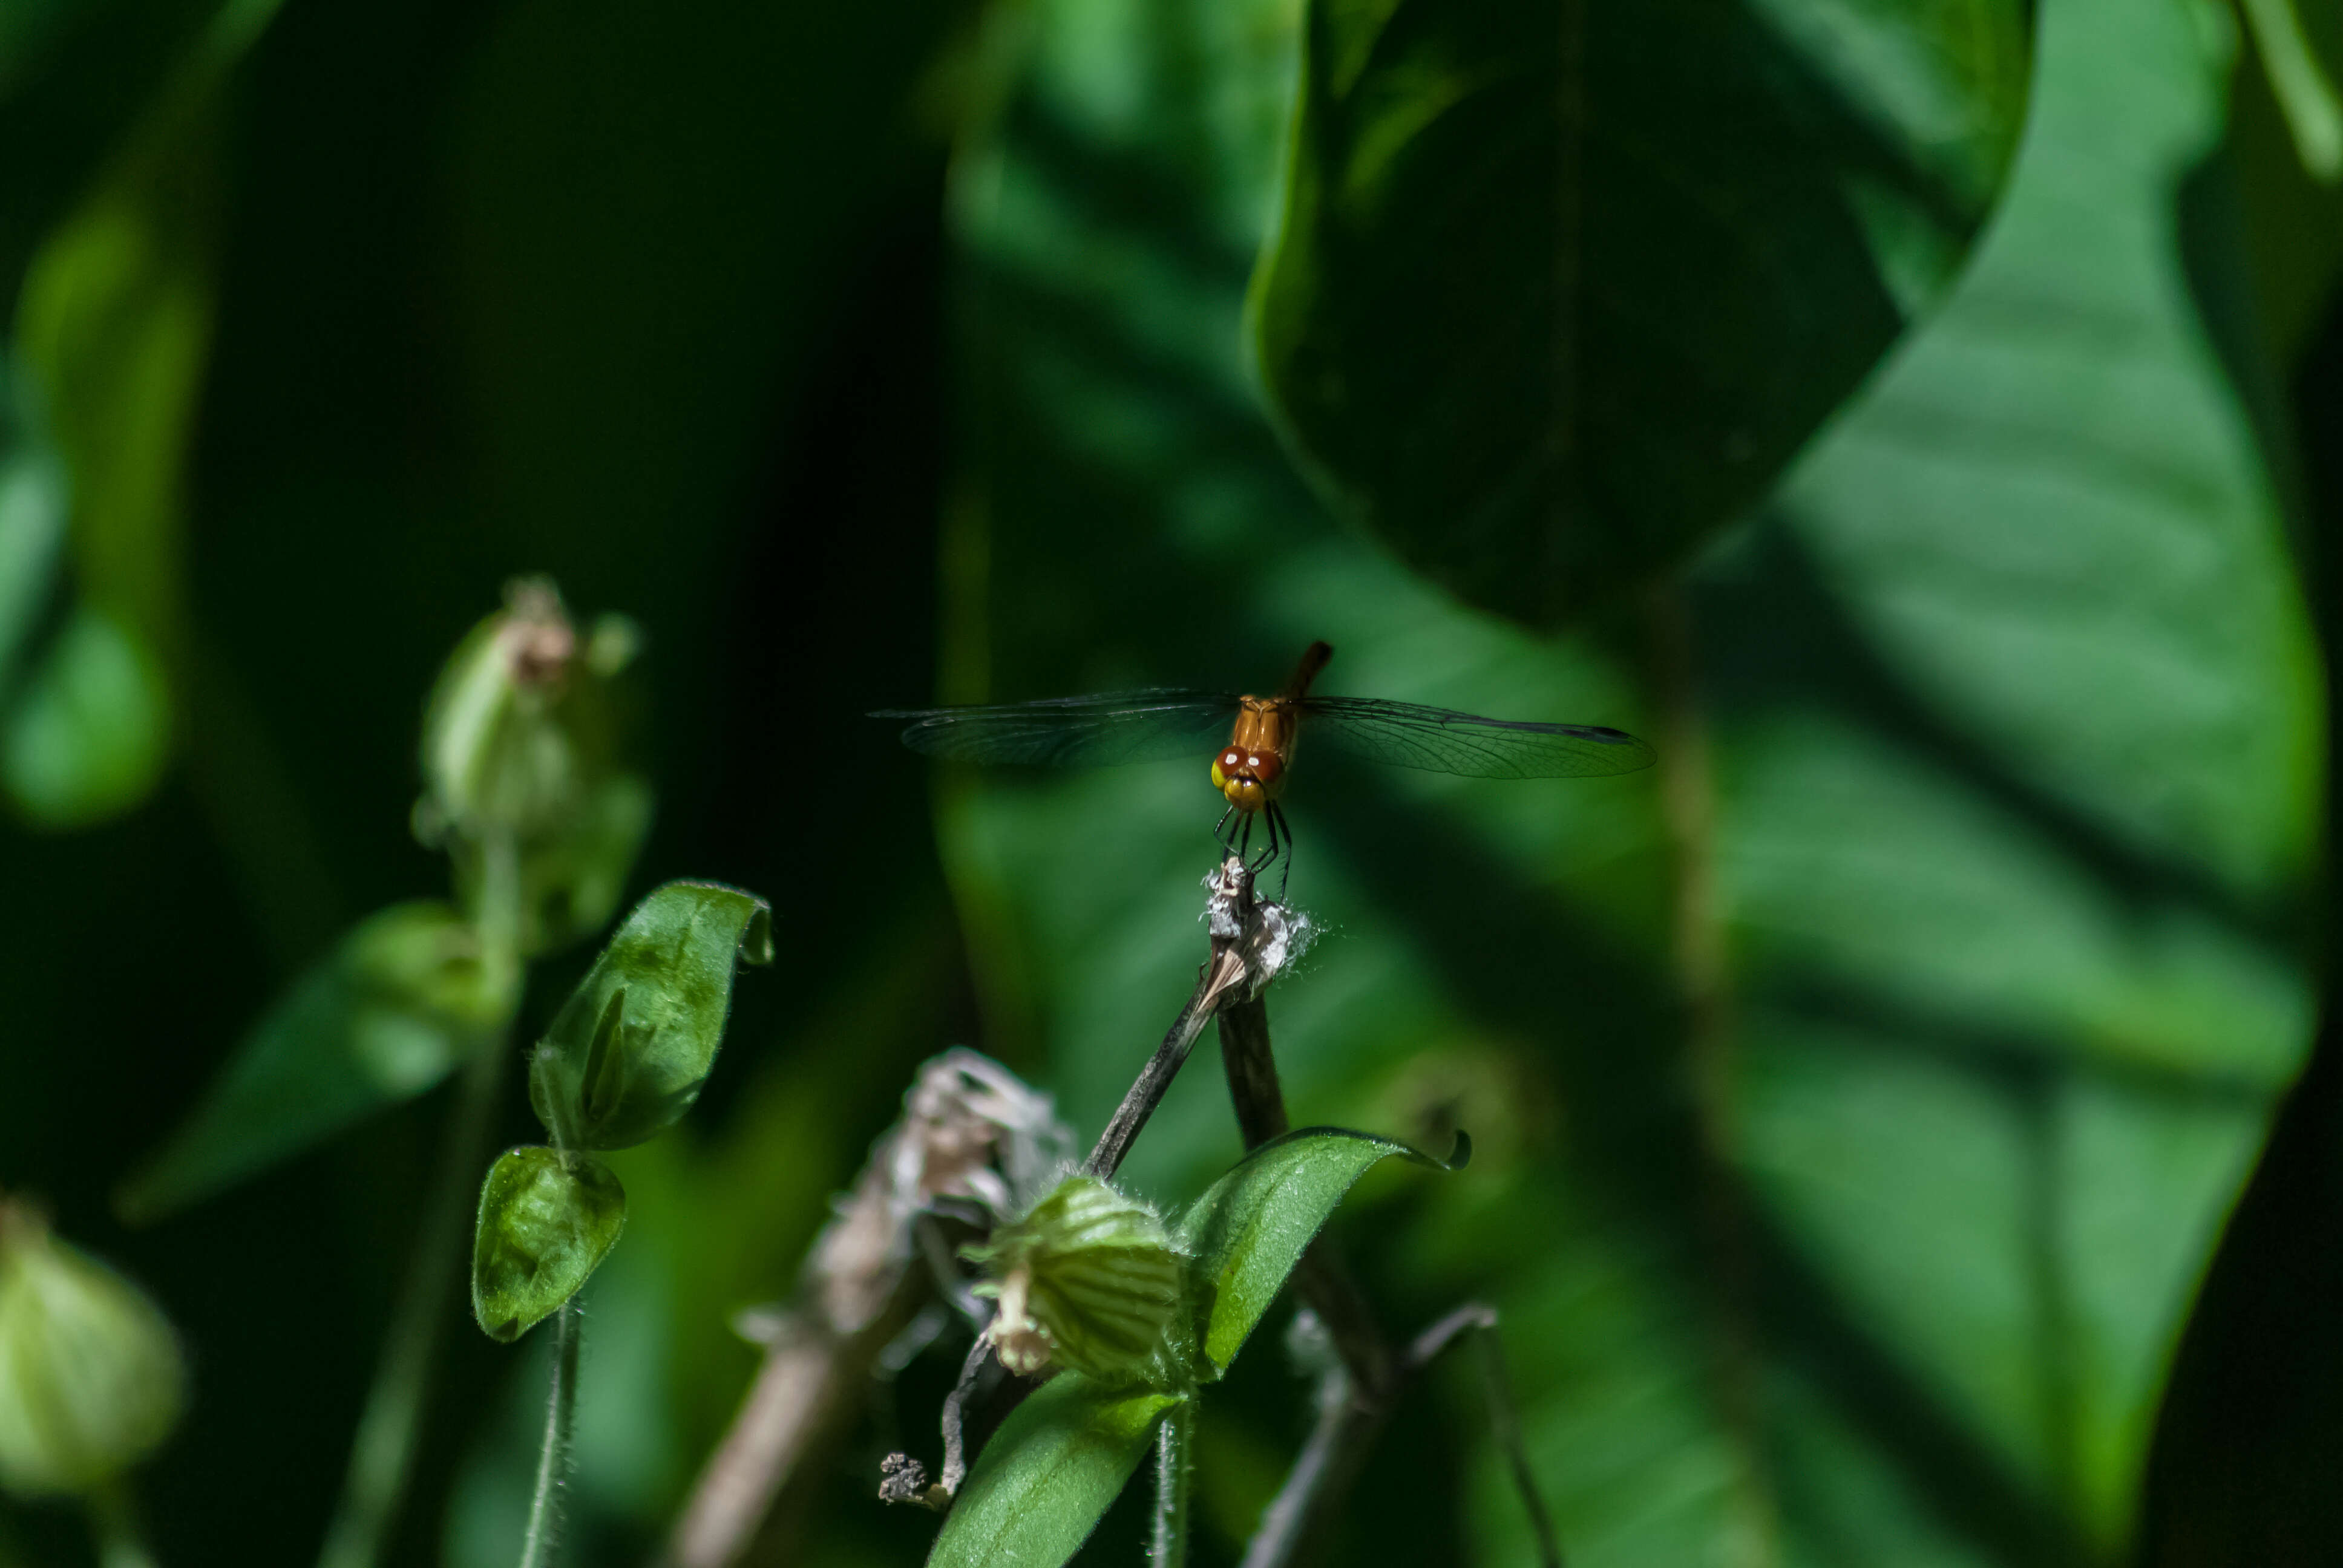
[527,881,773,1152]
[344,899,522,1042]
[415,578,652,956]
[966,1176,1191,1389]
[470,1147,626,1343]
[0,1201,185,1497]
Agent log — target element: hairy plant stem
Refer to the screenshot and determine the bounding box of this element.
[1151,1398,1195,1567]
[319,834,525,1568]
[86,1478,159,1568]
[519,1298,583,1568]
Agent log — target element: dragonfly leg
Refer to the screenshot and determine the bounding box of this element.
[1213,803,1235,853]
[1268,801,1294,901]
[1250,800,1282,875]
[1237,813,1254,859]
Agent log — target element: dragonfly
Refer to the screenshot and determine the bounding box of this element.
[875,642,1656,893]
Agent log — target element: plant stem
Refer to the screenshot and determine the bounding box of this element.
[1088,947,1247,1178]
[519,1298,583,1568]
[1467,1322,1564,1568]
[1217,993,1393,1397]
[319,834,526,1568]
[1240,1368,1374,1568]
[1151,1399,1194,1567]
[85,1478,160,1568]
[1213,895,1413,1568]
[936,1334,993,1499]
[1403,1305,1564,1568]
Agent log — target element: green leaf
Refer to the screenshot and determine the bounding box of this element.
[2,57,228,828]
[470,1145,626,1344]
[0,355,66,699]
[923,1374,1182,1568]
[527,880,773,1151]
[1173,1127,1461,1378]
[943,0,2318,1557]
[119,901,520,1223]
[1249,0,2032,624]
[0,603,166,827]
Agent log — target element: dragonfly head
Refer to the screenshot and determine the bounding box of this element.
[1211,745,1283,810]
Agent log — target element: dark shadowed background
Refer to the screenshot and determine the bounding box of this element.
[5,0,2343,1564]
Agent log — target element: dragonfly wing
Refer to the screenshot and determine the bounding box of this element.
[1299,696,1656,779]
[874,690,1239,768]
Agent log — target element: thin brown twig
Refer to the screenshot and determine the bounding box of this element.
[662,1275,929,1567]
[936,1335,996,1497]
[1206,861,1404,1568]
[1212,863,1565,1568]
[660,1052,1068,1567]
[1465,1317,1564,1568]
[1219,992,1395,1401]
[1404,1305,1563,1568]
[1239,1364,1382,1568]
[1087,945,1250,1178]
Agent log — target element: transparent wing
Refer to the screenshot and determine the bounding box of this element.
[1299,696,1656,778]
[873,690,1240,768]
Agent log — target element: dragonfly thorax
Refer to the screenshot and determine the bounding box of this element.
[1211,699,1296,812]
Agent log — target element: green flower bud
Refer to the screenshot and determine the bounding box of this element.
[470,1147,626,1344]
[0,1201,185,1497]
[965,1176,1192,1390]
[414,578,652,956]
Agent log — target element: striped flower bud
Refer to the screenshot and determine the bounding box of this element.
[0,1201,185,1497]
[965,1176,1193,1390]
[413,578,650,956]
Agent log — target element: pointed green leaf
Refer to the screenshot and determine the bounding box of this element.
[470,1146,626,1343]
[119,901,519,1223]
[924,1374,1181,1568]
[1173,1128,1461,1378]
[0,356,67,701]
[1249,0,2031,624]
[526,880,772,1151]
[0,604,167,828]
[3,67,229,828]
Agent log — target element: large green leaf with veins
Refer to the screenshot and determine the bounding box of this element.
[934,0,2318,1561]
[1247,0,2031,624]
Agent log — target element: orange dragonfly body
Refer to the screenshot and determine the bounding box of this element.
[1204,640,1330,816]
[877,641,1654,888]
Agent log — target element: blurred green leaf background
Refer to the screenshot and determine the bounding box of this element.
[5,0,2343,1563]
